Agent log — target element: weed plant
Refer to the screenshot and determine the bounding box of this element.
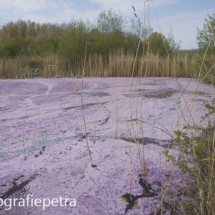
[163,99,215,214]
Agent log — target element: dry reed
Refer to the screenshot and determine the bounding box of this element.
[0,53,194,79]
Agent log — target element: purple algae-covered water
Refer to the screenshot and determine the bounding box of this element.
[0,76,214,214]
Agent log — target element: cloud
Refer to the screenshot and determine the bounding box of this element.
[0,0,73,12]
[0,0,178,24]
[0,0,100,24]
[149,9,215,49]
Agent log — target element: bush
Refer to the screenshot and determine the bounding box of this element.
[192,14,215,84]
[163,98,215,214]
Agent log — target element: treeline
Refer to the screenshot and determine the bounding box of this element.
[0,8,180,60]
[0,9,214,84]
[0,20,65,56]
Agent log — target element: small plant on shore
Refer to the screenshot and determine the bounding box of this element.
[163,98,215,214]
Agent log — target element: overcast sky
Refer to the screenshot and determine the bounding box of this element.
[0,0,215,50]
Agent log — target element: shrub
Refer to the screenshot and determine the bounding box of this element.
[163,98,215,214]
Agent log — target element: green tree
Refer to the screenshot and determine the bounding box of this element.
[0,20,65,57]
[27,20,37,37]
[17,20,28,37]
[0,39,16,57]
[96,8,126,34]
[57,19,89,72]
[88,8,128,57]
[23,36,34,55]
[144,32,180,57]
[193,14,215,84]
[87,27,126,57]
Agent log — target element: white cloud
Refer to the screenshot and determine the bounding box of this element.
[0,0,74,12]
[0,0,100,24]
[0,0,178,22]
[0,0,179,25]
[150,9,215,49]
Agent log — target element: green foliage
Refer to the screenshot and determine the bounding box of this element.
[96,8,126,34]
[0,39,16,57]
[57,9,132,68]
[87,27,127,58]
[57,19,89,72]
[182,200,191,210]
[0,37,27,57]
[56,8,155,65]
[88,8,131,57]
[21,37,34,55]
[193,13,215,84]
[31,34,59,56]
[143,32,181,57]
[0,19,64,57]
[149,32,169,57]
[0,9,180,63]
[163,98,215,213]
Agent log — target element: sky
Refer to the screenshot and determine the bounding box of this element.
[0,0,215,50]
